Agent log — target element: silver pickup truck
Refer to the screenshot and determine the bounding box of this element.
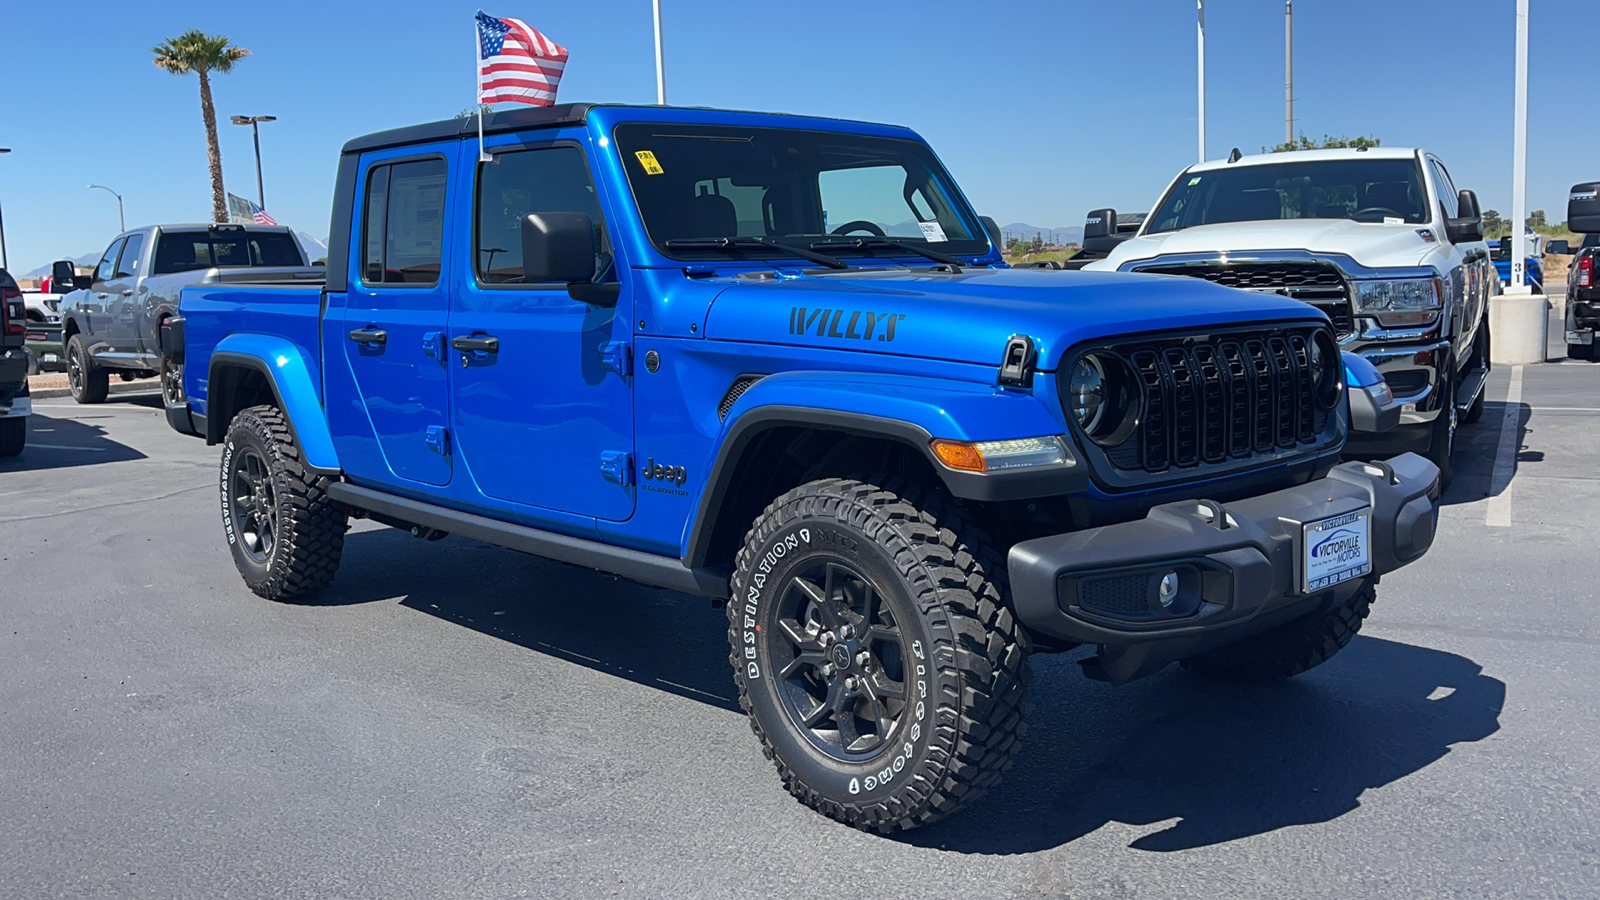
[55,223,323,405]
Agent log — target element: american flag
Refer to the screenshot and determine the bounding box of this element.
[476,11,567,107]
[248,200,277,226]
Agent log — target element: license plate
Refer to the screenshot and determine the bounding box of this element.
[42,353,59,362]
[1303,509,1372,593]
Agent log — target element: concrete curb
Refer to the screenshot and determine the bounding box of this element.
[30,382,161,401]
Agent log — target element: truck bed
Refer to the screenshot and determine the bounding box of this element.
[182,283,327,422]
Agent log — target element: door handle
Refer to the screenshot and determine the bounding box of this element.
[121,290,134,296]
[450,334,500,354]
[348,327,388,345]
[96,293,108,299]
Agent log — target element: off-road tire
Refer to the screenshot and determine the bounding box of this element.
[66,334,109,404]
[0,417,24,458]
[728,475,1032,833]
[221,405,347,601]
[1180,580,1375,683]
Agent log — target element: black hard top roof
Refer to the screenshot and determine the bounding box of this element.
[339,102,909,155]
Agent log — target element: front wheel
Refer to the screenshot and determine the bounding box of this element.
[66,334,109,404]
[728,476,1031,833]
[221,405,347,600]
[1181,581,1375,682]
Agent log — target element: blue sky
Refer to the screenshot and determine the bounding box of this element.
[0,0,1585,274]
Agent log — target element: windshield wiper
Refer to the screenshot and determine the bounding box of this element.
[809,237,966,269]
[663,237,848,270]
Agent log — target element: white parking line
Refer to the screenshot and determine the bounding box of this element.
[25,443,107,452]
[1485,365,1524,528]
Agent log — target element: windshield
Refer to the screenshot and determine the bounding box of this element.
[612,123,988,261]
[153,231,305,274]
[1146,157,1430,234]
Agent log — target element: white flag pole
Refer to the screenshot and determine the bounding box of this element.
[475,14,490,162]
[653,0,666,104]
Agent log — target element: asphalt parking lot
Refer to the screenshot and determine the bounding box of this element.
[2,341,1597,898]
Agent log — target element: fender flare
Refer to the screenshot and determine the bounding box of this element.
[682,371,1082,567]
[207,333,339,473]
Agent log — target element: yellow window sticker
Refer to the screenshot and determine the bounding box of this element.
[1187,176,1202,186]
[634,150,664,175]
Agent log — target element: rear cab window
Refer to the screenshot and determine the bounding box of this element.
[152,230,305,274]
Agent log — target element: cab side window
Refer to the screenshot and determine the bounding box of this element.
[474,147,609,284]
[1431,160,1459,219]
[115,233,146,278]
[94,238,125,284]
[362,158,447,285]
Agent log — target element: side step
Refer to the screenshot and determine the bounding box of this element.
[326,482,731,599]
[1456,364,1489,412]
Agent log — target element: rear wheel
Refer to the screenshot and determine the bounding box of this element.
[221,405,347,600]
[0,417,25,458]
[729,476,1031,832]
[66,334,108,404]
[159,344,184,407]
[1182,581,1375,682]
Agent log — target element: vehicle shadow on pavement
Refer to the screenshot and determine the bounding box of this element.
[901,636,1505,854]
[1439,400,1531,508]
[318,528,742,711]
[1,410,148,471]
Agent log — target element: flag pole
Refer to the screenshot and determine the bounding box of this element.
[475,14,490,162]
[653,0,666,104]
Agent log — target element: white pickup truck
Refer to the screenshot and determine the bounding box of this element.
[1082,147,1495,487]
[55,223,324,408]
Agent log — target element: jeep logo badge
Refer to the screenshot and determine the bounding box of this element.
[643,458,687,486]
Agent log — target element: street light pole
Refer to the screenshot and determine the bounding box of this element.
[1286,0,1295,144]
[230,115,277,210]
[653,0,667,104]
[0,148,10,270]
[88,183,125,232]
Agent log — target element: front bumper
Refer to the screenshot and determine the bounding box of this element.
[1007,452,1438,684]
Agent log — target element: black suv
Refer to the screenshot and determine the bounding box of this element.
[1,268,31,456]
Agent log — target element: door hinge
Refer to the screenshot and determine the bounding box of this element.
[600,450,633,486]
[422,330,446,362]
[601,341,632,376]
[425,425,451,456]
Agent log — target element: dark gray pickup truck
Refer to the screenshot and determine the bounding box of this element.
[54,223,322,405]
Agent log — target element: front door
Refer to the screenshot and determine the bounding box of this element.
[450,140,635,521]
[338,149,456,487]
[104,231,146,354]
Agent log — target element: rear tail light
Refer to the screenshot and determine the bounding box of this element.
[2,286,23,337]
[1579,255,1594,289]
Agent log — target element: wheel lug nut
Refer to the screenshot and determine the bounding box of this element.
[821,663,835,677]
[855,651,871,667]
[845,676,859,690]
[839,625,854,639]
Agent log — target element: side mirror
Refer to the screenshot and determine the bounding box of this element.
[53,260,91,291]
[979,215,1002,249]
[520,212,616,306]
[1549,239,1570,255]
[1444,189,1483,244]
[1083,208,1116,242]
[1568,181,1600,233]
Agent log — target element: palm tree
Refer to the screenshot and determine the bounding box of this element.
[153,30,250,224]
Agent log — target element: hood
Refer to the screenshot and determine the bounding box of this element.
[701,268,1324,369]
[1104,219,1442,271]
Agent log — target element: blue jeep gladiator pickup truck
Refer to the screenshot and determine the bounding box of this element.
[164,103,1440,832]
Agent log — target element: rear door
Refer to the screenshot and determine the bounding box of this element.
[334,146,457,487]
[449,138,635,521]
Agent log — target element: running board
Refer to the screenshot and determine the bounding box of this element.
[326,482,731,599]
[1456,365,1489,412]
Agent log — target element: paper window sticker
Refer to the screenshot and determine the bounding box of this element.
[1383,216,1404,225]
[634,150,664,175]
[1187,176,1202,186]
[918,220,948,242]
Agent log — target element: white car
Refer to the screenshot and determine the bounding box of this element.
[1084,147,1495,487]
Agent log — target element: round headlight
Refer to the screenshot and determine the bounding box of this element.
[1310,330,1340,408]
[1068,356,1107,432]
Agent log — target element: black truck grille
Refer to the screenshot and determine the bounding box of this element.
[1140,262,1355,339]
[1095,326,1333,475]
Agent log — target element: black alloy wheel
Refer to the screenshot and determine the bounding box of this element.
[770,557,908,760]
[161,353,185,406]
[66,334,109,404]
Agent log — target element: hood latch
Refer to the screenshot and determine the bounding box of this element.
[997,334,1037,389]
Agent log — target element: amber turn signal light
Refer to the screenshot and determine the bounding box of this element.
[930,439,987,472]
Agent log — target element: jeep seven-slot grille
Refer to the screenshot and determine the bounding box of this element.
[1140,262,1355,339]
[1100,327,1330,475]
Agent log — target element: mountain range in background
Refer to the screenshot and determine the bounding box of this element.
[998,223,1083,244]
[18,232,330,280]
